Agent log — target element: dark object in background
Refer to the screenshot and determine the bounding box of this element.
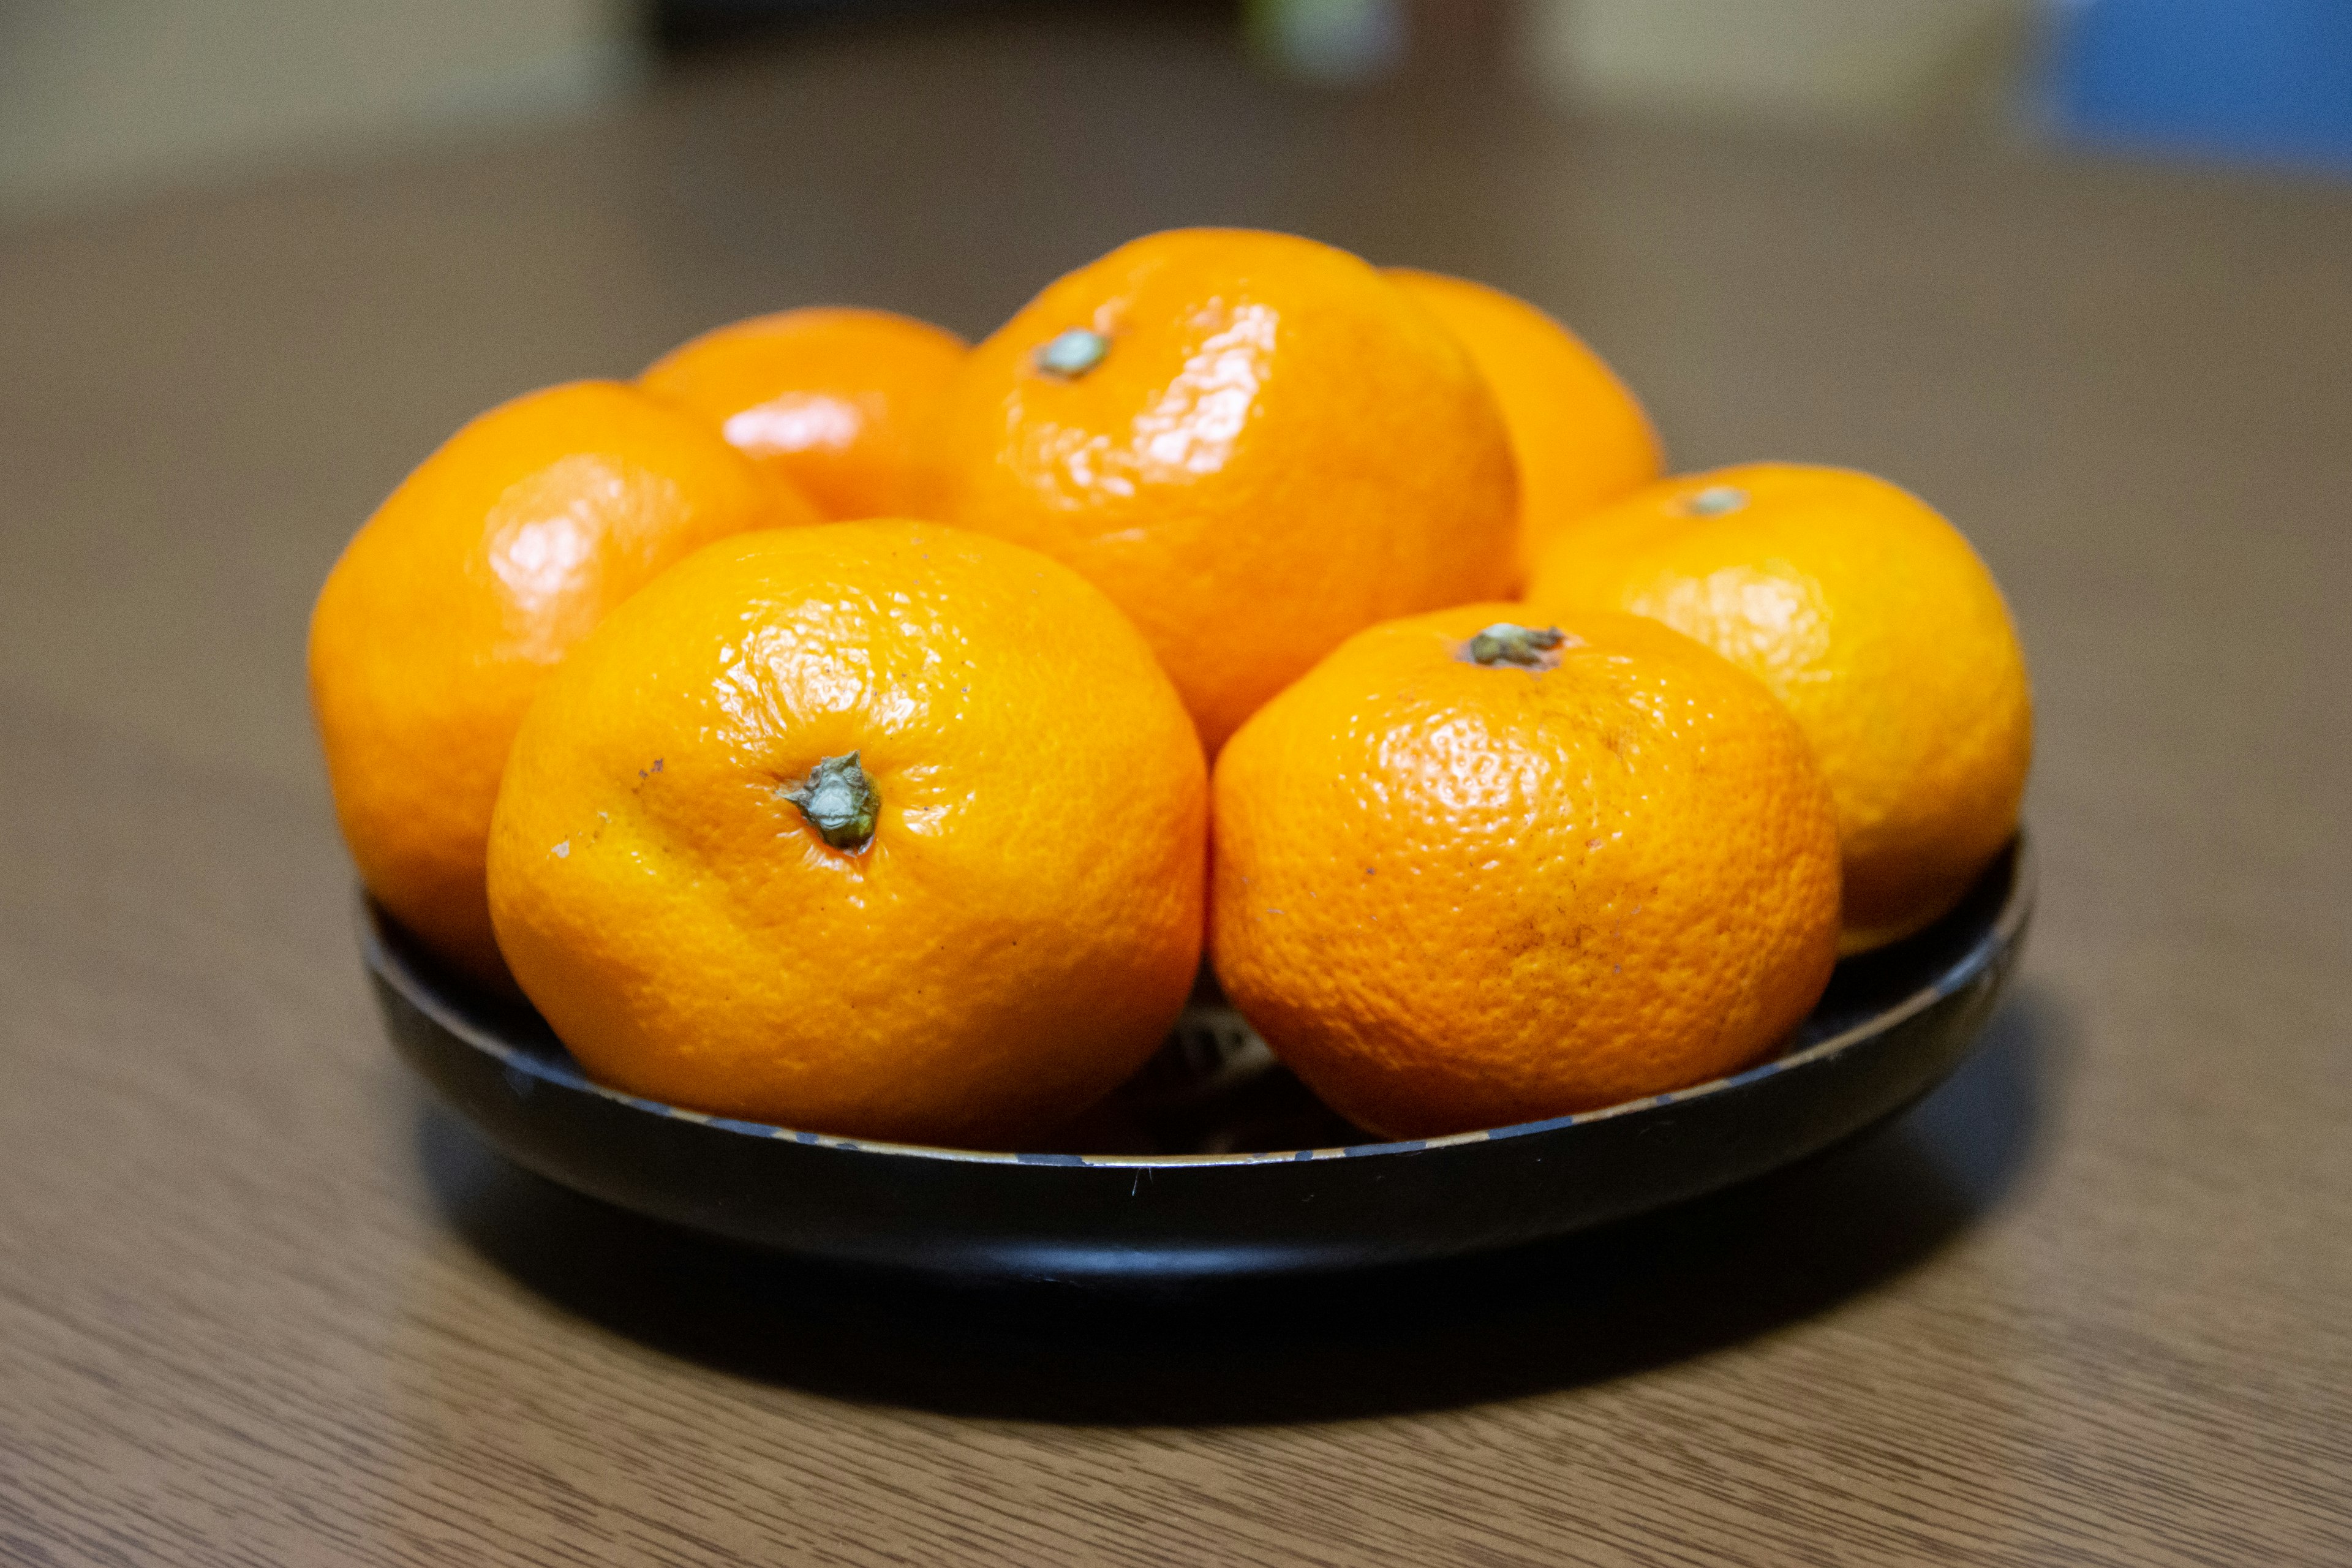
[645,0,1237,56]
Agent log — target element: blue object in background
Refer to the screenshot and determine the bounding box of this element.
[2040,0,2352,175]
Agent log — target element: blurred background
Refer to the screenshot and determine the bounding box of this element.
[4,0,2348,222]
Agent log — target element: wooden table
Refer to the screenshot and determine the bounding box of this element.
[4,17,2347,1566]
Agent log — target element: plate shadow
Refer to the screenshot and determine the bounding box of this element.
[414,981,2069,1425]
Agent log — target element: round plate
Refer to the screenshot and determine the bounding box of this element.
[369,838,2032,1283]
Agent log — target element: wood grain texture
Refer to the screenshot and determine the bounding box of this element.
[2,15,2348,1566]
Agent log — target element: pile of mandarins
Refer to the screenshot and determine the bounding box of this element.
[311,228,2030,1147]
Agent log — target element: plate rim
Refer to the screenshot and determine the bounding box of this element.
[364,834,2034,1172]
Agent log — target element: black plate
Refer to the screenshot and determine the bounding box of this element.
[369,837,2032,1283]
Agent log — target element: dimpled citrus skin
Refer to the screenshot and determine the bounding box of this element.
[1210,605,1841,1139]
[1525,463,2032,952]
[485,521,1208,1147]
[309,380,812,987]
[1385,268,1662,584]
[922,228,1519,752]
[639,307,967,520]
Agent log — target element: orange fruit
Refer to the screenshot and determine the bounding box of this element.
[1525,463,2032,952]
[1385,268,1662,582]
[639,307,966,520]
[922,228,1519,752]
[309,380,813,987]
[1211,606,1842,1139]
[484,521,1208,1145]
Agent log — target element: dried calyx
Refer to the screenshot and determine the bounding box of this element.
[1684,484,1749,517]
[1466,623,1568,669]
[780,752,880,851]
[1034,328,1110,379]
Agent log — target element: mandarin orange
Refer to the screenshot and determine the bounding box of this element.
[484,521,1208,1145]
[922,228,1519,752]
[1210,606,1841,1138]
[639,307,966,519]
[1525,463,2032,951]
[1385,268,1662,582]
[309,380,812,986]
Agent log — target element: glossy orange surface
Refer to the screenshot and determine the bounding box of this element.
[485,521,1208,1145]
[922,228,1520,752]
[1211,604,1842,1139]
[1385,268,1663,582]
[307,380,811,985]
[1526,464,2034,951]
[639,307,966,520]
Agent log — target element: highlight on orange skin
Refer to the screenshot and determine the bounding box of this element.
[639,307,967,520]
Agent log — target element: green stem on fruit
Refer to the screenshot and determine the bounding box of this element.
[1465,623,1567,669]
[1684,484,1749,517]
[1035,328,1110,379]
[780,753,880,851]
